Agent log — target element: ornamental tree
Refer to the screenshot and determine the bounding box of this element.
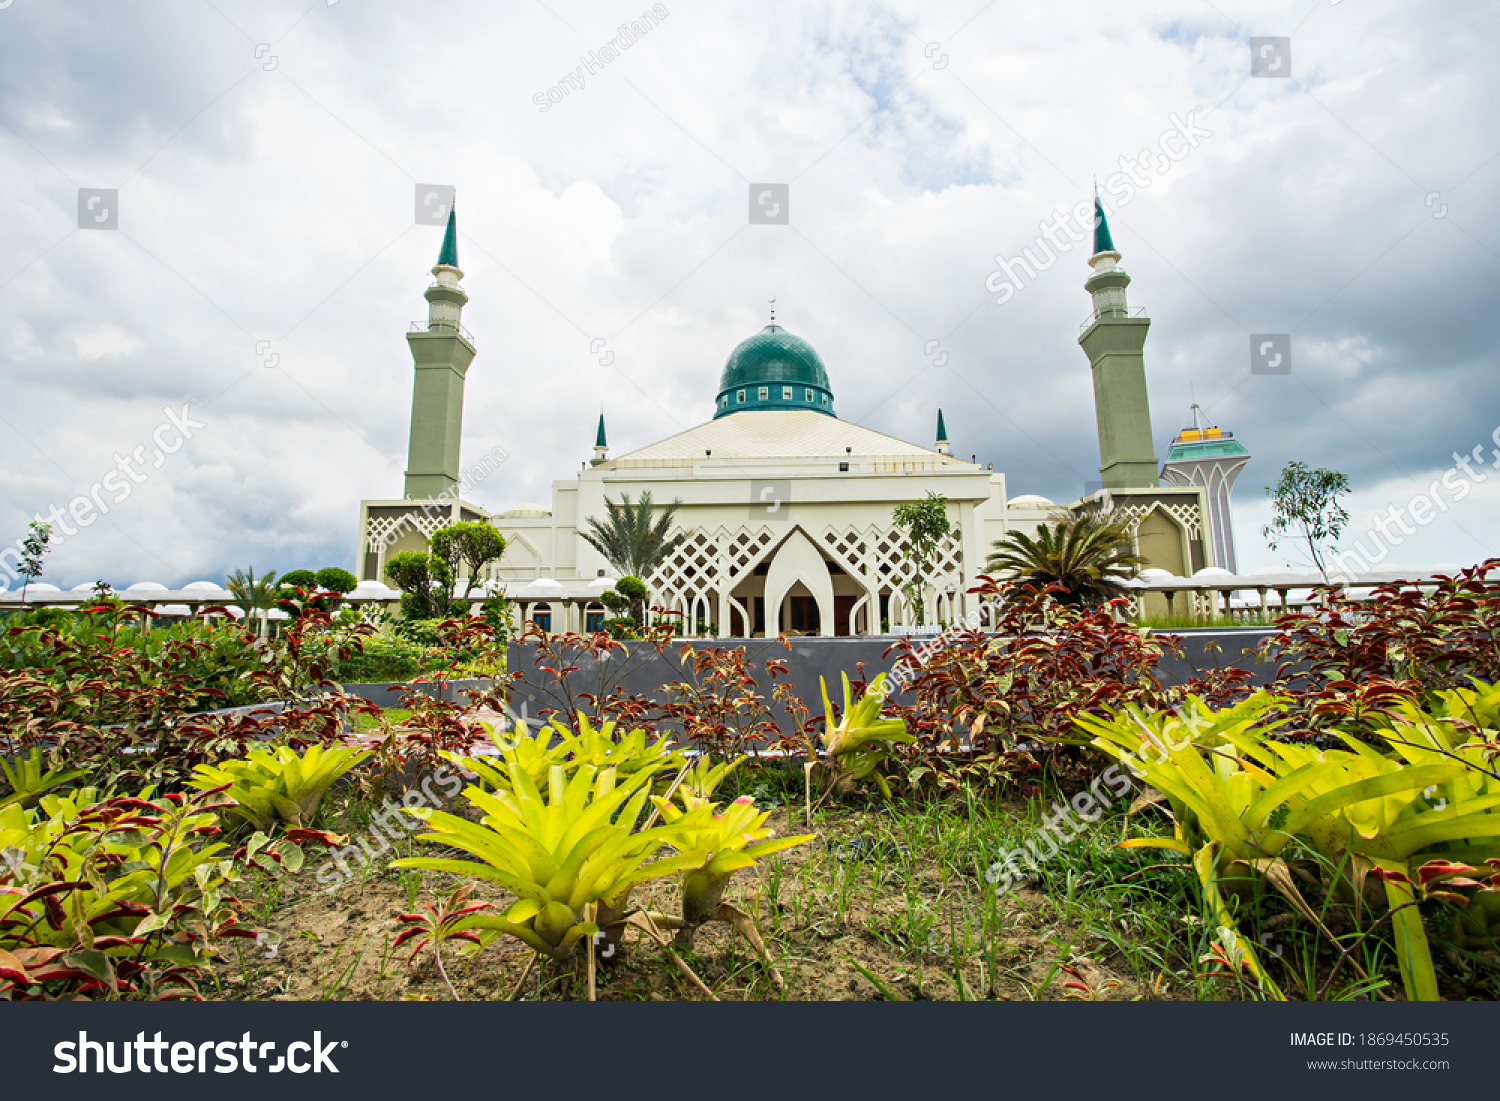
[891,492,952,626]
[430,521,507,599]
[1262,461,1351,581]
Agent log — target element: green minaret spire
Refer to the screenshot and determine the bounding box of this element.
[935,408,951,455]
[1092,196,1116,255]
[590,411,609,466]
[436,208,459,269]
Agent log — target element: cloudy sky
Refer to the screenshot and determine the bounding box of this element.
[0,0,1496,588]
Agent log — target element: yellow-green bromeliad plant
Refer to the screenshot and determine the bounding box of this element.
[1076,692,1500,1000]
[189,743,369,833]
[812,672,914,799]
[391,760,711,963]
[651,759,812,927]
[452,714,686,797]
[636,756,813,990]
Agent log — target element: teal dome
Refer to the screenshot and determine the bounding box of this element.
[714,324,836,419]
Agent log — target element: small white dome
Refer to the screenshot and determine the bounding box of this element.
[184,580,229,592]
[1139,568,1178,580]
[520,578,565,599]
[126,581,169,592]
[585,576,618,594]
[1008,494,1055,507]
[159,604,192,616]
[223,606,245,619]
[27,582,61,592]
[1193,567,1235,579]
[351,580,396,597]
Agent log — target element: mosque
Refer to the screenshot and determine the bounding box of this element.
[355,202,1245,635]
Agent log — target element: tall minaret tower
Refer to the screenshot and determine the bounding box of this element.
[1160,403,1251,573]
[1078,197,1158,489]
[404,207,476,499]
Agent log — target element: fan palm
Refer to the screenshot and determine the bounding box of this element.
[225,566,280,637]
[580,491,688,579]
[985,510,1142,606]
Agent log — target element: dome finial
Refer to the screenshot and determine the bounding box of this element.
[769,295,776,325]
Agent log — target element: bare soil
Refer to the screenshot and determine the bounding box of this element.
[208,800,1175,1003]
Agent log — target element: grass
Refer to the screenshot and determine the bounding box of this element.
[1132,613,1282,630]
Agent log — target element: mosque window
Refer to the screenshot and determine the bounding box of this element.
[805,389,814,402]
[721,396,728,408]
[758,386,768,400]
[821,394,829,406]
[782,386,792,400]
[737,390,745,404]
[532,603,551,632]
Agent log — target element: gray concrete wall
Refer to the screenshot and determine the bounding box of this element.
[505,630,1286,738]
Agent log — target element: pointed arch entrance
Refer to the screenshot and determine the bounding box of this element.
[763,528,836,637]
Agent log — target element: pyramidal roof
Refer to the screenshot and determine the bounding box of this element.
[613,409,967,464]
[1092,196,1116,255]
[436,208,459,269]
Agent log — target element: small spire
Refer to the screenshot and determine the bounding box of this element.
[436,206,459,269]
[595,412,607,449]
[1092,196,1116,256]
[935,408,951,455]
[769,295,776,325]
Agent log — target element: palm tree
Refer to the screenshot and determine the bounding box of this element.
[580,491,688,579]
[985,510,1143,607]
[225,566,280,637]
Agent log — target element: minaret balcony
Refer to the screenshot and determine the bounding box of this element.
[1079,304,1147,336]
[409,319,476,346]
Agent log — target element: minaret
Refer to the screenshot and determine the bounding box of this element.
[1160,403,1251,573]
[591,413,608,466]
[403,207,477,499]
[1078,197,1157,488]
[935,409,951,455]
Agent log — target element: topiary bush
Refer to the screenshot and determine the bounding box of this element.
[315,567,358,594]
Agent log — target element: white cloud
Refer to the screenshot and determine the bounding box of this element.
[0,0,1494,587]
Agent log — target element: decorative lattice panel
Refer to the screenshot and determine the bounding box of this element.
[1112,501,1203,540]
[366,509,450,549]
[647,527,776,609]
[823,526,964,592]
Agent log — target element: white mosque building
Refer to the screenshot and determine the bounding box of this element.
[356,204,1222,636]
